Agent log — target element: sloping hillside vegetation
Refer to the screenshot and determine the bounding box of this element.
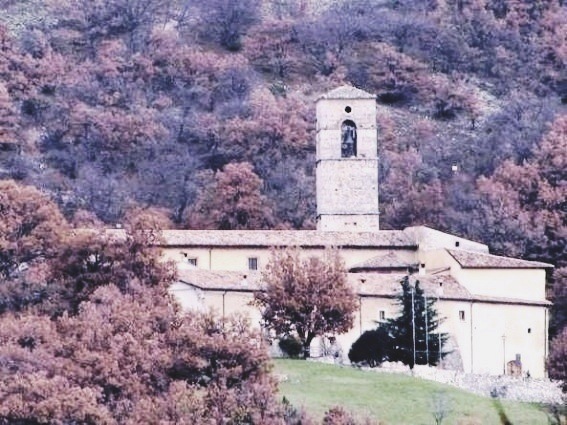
[0,0,565,334]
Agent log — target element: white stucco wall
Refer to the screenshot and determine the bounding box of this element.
[453,268,547,301]
[169,281,206,312]
[419,248,457,271]
[436,299,474,373]
[170,284,549,378]
[170,285,262,326]
[469,302,548,378]
[418,248,547,302]
[163,246,417,272]
[409,227,489,253]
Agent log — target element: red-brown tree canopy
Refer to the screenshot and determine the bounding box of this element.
[0,283,284,424]
[255,248,357,358]
[547,326,567,393]
[0,180,177,316]
[188,162,275,230]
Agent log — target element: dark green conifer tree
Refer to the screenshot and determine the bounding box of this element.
[386,276,448,369]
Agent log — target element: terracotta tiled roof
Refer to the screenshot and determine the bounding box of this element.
[349,251,418,271]
[176,270,550,306]
[318,85,376,100]
[447,249,553,269]
[352,273,470,299]
[177,269,263,291]
[160,230,416,248]
[471,294,551,307]
[177,269,466,299]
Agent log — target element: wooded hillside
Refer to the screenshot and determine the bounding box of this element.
[0,0,565,332]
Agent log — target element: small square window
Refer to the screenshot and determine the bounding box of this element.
[187,257,197,267]
[459,310,465,321]
[248,257,258,271]
[379,310,386,321]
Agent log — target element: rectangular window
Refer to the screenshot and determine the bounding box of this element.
[187,257,197,267]
[379,310,386,321]
[459,310,465,321]
[248,257,258,271]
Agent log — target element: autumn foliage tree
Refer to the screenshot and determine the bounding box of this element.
[380,149,445,230]
[244,19,301,80]
[0,180,68,313]
[321,405,379,425]
[473,115,566,333]
[0,25,37,98]
[547,327,567,393]
[0,180,67,278]
[47,0,168,53]
[0,282,285,424]
[188,162,275,230]
[194,0,261,51]
[0,82,19,148]
[0,179,177,316]
[48,206,176,315]
[255,248,357,358]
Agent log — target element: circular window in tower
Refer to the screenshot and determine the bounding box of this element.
[345,106,352,113]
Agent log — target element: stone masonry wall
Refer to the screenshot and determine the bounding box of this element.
[316,94,379,231]
[316,159,379,215]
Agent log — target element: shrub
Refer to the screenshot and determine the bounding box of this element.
[322,406,357,425]
[547,326,567,392]
[197,0,261,51]
[348,328,390,367]
[279,335,303,358]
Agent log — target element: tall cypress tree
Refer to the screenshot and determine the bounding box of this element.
[386,276,448,369]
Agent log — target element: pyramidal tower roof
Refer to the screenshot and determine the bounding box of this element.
[318,85,376,100]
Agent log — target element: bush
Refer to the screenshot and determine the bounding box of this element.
[547,327,567,392]
[197,0,261,51]
[348,328,390,367]
[279,335,303,358]
[322,406,357,425]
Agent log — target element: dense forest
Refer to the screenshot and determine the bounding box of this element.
[0,0,565,326]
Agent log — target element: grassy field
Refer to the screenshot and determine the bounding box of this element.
[272,359,554,425]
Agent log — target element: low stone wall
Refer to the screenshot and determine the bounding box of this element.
[409,364,564,405]
[311,358,565,405]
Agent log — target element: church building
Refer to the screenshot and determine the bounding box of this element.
[167,86,552,378]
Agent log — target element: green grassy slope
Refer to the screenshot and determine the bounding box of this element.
[273,359,551,425]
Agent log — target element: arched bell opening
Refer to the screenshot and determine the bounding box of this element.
[341,120,357,158]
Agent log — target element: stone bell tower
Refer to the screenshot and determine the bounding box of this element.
[316,86,379,231]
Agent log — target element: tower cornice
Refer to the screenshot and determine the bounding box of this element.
[317,85,376,101]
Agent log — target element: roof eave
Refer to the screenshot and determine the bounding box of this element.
[460,265,554,270]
